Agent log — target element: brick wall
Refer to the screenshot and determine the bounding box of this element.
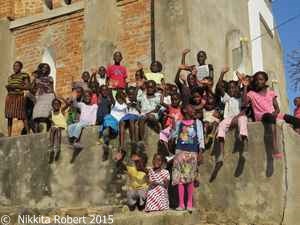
[11,11,84,135]
[0,0,83,19]
[117,0,151,80]
[0,0,13,18]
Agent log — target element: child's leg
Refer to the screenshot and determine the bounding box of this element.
[283,114,300,129]
[119,121,126,149]
[129,120,135,142]
[238,115,248,138]
[217,117,232,162]
[146,114,161,133]
[178,183,185,209]
[138,117,146,140]
[187,182,194,209]
[262,113,280,157]
[7,118,13,137]
[49,127,56,147]
[22,119,29,134]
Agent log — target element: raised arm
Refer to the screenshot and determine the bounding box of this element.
[181,49,191,65]
[216,66,229,97]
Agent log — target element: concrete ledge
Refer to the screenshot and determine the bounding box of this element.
[9,1,84,30]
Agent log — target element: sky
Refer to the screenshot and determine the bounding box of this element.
[272,0,300,112]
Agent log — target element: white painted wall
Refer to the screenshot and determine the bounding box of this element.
[248,0,274,72]
[42,48,57,90]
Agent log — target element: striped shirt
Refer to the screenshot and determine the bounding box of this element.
[7,73,30,95]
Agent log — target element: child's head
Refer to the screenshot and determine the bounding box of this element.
[83,90,92,104]
[146,80,157,96]
[115,90,126,104]
[100,85,109,97]
[227,80,240,98]
[168,84,178,95]
[113,51,123,65]
[135,69,145,80]
[52,98,62,112]
[253,71,268,91]
[89,82,99,94]
[133,152,148,171]
[197,50,207,65]
[126,86,137,102]
[171,93,182,107]
[13,61,23,74]
[152,153,165,169]
[181,104,195,119]
[98,66,106,78]
[294,97,300,107]
[81,71,90,82]
[191,87,204,105]
[187,74,197,87]
[37,63,51,77]
[150,61,163,73]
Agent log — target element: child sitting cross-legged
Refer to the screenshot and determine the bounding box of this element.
[114,151,148,211]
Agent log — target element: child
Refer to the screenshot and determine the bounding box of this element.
[48,98,69,163]
[171,104,204,212]
[96,66,107,86]
[135,69,146,90]
[137,80,161,141]
[212,67,248,180]
[196,50,214,81]
[100,90,128,161]
[115,151,148,211]
[159,92,183,159]
[145,154,170,212]
[119,87,141,150]
[145,61,165,86]
[89,69,100,105]
[175,64,199,105]
[294,97,300,134]
[107,51,127,90]
[242,71,300,160]
[68,90,98,151]
[73,71,90,91]
[67,87,83,126]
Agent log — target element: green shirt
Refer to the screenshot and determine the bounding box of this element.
[7,72,30,95]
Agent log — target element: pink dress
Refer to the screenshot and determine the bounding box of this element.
[247,90,277,121]
[145,168,170,212]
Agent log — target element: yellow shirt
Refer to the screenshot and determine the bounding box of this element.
[145,72,164,85]
[126,165,148,190]
[51,111,67,129]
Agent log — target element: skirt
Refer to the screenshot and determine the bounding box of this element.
[5,95,26,120]
[32,93,55,119]
[172,150,198,185]
[101,114,119,133]
[121,114,140,121]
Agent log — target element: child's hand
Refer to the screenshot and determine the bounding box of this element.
[91,68,97,75]
[221,66,230,74]
[178,64,187,70]
[182,49,191,55]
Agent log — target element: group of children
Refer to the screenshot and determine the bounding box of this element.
[4,49,300,213]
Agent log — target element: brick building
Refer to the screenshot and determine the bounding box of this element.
[0,0,287,134]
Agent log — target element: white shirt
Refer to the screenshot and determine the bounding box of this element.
[137,90,161,114]
[96,74,107,86]
[222,93,242,118]
[111,101,128,121]
[77,103,98,125]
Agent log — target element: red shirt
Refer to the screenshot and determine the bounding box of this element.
[294,107,300,119]
[164,106,183,128]
[107,64,127,89]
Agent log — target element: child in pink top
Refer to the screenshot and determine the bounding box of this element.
[243,71,300,164]
[294,97,300,134]
[107,51,127,90]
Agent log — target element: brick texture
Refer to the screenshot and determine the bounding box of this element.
[11,11,84,135]
[117,0,151,80]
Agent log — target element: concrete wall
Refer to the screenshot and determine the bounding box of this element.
[0,19,13,134]
[155,0,288,112]
[0,123,299,224]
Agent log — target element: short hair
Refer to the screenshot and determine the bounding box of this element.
[197,50,207,58]
[150,61,163,72]
[52,98,62,106]
[191,86,204,96]
[253,71,269,81]
[14,61,23,69]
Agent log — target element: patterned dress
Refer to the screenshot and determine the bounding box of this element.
[145,168,170,212]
